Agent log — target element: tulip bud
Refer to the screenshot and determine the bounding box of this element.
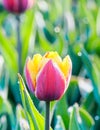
[25,52,72,101]
[3,0,34,14]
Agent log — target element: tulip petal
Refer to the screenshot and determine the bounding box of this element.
[35,60,66,101]
[44,52,72,80]
[61,55,72,79]
[61,55,72,92]
[27,0,34,9]
[24,54,42,93]
[24,58,35,93]
[3,0,34,13]
[3,0,14,12]
[19,0,27,12]
[44,51,62,65]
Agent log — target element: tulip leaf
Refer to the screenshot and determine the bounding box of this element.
[49,0,62,22]
[0,26,21,103]
[38,29,63,54]
[81,92,97,115]
[0,11,7,24]
[24,90,44,130]
[0,96,15,130]
[54,116,66,130]
[80,0,96,35]
[68,45,82,75]
[16,105,26,120]
[0,31,18,80]
[16,105,32,130]
[0,115,7,130]
[21,10,35,67]
[66,77,81,106]
[18,74,39,130]
[69,104,94,130]
[81,49,100,105]
[79,107,94,128]
[69,105,81,130]
[56,95,69,129]
[96,8,100,36]
[18,74,52,130]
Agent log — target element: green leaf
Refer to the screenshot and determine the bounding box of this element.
[69,104,94,130]
[18,74,37,130]
[49,0,63,22]
[16,105,26,119]
[0,96,15,130]
[21,10,35,67]
[69,105,81,130]
[0,31,17,75]
[56,96,69,129]
[0,11,7,24]
[16,104,32,130]
[96,8,100,36]
[80,0,96,35]
[66,77,81,106]
[0,115,7,130]
[68,45,82,75]
[18,74,52,130]
[81,49,100,105]
[79,107,94,128]
[54,116,66,130]
[38,29,63,54]
[81,92,97,116]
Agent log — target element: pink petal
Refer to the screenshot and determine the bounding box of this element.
[35,60,66,101]
[3,0,33,13]
[24,58,35,93]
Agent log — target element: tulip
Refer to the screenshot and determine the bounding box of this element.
[25,51,72,101]
[3,0,34,14]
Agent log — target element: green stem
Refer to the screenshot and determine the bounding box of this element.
[45,101,50,130]
[16,15,22,74]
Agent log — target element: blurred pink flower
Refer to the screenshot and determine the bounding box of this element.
[25,52,72,101]
[3,0,34,14]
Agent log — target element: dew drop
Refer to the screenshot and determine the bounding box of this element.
[95,115,100,121]
[78,52,82,57]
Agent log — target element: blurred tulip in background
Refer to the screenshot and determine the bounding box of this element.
[3,0,34,13]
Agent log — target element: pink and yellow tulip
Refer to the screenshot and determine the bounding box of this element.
[25,51,72,101]
[3,0,34,14]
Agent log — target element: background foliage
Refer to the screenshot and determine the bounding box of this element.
[0,0,100,129]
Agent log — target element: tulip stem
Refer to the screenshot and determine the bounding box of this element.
[45,101,50,130]
[16,15,22,74]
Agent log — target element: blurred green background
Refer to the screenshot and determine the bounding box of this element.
[0,0,100,129]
